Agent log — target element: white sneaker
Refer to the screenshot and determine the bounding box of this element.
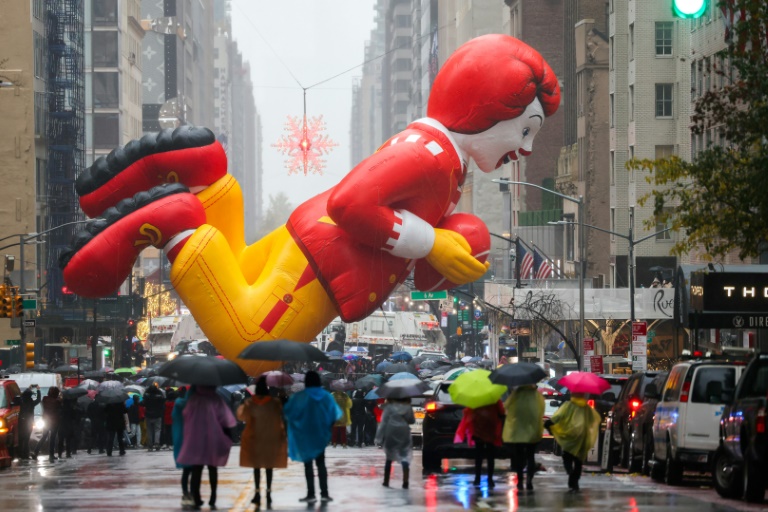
[181,493,194,509]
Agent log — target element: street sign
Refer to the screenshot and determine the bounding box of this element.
[631,321,648,370]
[22,299,37,310]
[6,339,20,346]
[410,290,448,301]
[583,337,595,356]
[23,319,35,328]
[474,310,482,320]
[590,355,604,373]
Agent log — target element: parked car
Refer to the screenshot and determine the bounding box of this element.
[606,370,666,471]
[713,352,768,502]
[628,372,669,474]
[422,381,513,471]
[0,377,21,468]
[650,358,747,485]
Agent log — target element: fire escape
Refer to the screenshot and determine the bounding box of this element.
[45,0,84,305]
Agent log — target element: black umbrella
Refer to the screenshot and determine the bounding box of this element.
[384,363,409,374]
[159,355,248,386]
[377,379,431,399]
[84,369,106,379]
[419,360,441,370]
[96,388,129,404]
[238,339,329,362]
[489,362,547,388]
[61,387,89,399]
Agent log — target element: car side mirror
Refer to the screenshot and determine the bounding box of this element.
[602,392,616,402]
[11,395,22,407]
[645,383,659,399]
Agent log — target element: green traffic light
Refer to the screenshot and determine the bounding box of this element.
[672,0,707,19]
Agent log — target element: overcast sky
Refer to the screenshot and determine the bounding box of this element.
[230,0,377,210]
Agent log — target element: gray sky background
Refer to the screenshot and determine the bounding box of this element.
[230,0,377,210]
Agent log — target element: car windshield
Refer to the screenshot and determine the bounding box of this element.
[0,388,6,408]
[692,367,736,404]
[411,396,426,408]
[436,383,454,404]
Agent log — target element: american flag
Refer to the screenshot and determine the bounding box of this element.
[534,249,553,279]
[518,243,534,281]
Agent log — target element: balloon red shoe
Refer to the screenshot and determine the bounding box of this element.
[76,126,226,218]
[60,183,205,297]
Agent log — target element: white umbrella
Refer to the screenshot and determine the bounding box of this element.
[461,356,473,363]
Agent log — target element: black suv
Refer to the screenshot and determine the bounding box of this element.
[628,372,668,473]
[421,381,513,471]
[713,353,767,503]
[606,371,665,471]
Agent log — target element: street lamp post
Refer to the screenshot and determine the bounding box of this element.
[493,178,585,364]
[549,206,673,324]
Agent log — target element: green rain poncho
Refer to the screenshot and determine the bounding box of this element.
[502,385,545,444]
[549,397,601,461]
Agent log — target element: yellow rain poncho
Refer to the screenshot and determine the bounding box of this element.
[548,397,600,461]
[502,386,545,444]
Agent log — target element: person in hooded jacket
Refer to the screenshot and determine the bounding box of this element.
[177,385,236,510]
[503,384,545,491]
[172,387,193,509]
[331,389,352,448]
[349,390,367,447]
[143,384,166,451]
[18,386,41,459]
[374,397,415,489]
[283,370,342,505]
[59,395,82,458]
[455,399,505,488]
[86,397,107,454]
[545,393,600,493]
[238,376,287,509]
[104,399,128,456]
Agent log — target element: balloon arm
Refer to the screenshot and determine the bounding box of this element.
[425,229,488,284]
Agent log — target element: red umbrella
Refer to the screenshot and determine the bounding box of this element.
[558,372,610,395]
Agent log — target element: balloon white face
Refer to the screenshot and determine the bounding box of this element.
[453,97,545,173]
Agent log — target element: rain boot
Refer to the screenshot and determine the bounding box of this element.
[383,460,392,487]
[402,466,410,489]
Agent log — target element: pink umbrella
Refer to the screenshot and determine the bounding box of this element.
[557,372,610,395]
[263,370,294,387]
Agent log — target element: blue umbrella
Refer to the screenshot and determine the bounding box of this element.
[343,354,359,361]
[364,388,381,400]
[375,361,392,372]
[390,351,413,362]
[388,372,420,381]
[467,357,483,363]
[326,350,343,357]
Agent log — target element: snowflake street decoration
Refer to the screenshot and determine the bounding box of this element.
[272,114,338,176]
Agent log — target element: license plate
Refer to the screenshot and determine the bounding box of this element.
[415,411,425,419]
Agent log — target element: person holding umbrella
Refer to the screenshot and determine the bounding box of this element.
[18,386,41,460]
[34,386,62,462]
[143,383,166,451]
[172,387,193,509]
[544,372,605,493]
[489,362,547,491]
[283,370,342,504]
[103,391,129,457]
[374,378,430,489]
[349,390,367,447]
[238,376,287,509]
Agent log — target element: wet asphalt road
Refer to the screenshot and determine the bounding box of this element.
[0,445,765,511]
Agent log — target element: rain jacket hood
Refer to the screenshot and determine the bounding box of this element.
[548,397,600,461]
[284,387,342,462]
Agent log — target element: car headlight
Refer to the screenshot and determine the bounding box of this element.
[167,352,177,360]
[34,418,45,431]
[0,418,5,429]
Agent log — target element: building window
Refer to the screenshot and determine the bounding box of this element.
[610,94,614,127]
[629,85,634,121]
[629,146,635,182]
[610,208,616,242]
[655,22,673,56]
[656,208,673,240]
[609,37,614,70]
[93,72,119,108]
[34,92,47,136]
[656,145,675,159]
[655,83,673,118]
[93,0,118,25]
[34,31,46,79]
[92,31,118,67]
[33,0,44,20]
[93,113,119,149]
[691,61,697,100]
[610,151,615,185]
[629,24,634,61]
[395,14,410,28]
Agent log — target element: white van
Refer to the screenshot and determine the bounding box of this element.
[651,359,746,484]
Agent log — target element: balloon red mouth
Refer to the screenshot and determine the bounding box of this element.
[519,148,532,156]
[496,151,519,169]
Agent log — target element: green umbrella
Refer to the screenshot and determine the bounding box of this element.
[448,369,507,409]
[114,367,137,375]
[444,367,472,381]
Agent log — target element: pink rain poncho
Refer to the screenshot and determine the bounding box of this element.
[176,386,236,467]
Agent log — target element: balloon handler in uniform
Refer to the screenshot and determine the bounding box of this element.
[61,34,560,375]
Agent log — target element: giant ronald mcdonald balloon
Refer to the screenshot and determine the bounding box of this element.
[61,34,560,375]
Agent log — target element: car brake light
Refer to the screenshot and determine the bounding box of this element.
[425,402,444,413]
[680,381,691,403]
[587,399,595,408]
[630,398,642,411]
[757,408,766,434]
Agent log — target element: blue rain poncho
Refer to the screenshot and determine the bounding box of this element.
[284,387,342,462]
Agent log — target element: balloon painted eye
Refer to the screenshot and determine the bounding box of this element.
[523,127,530,137]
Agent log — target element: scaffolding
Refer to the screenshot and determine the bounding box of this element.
[44,0,85,304]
